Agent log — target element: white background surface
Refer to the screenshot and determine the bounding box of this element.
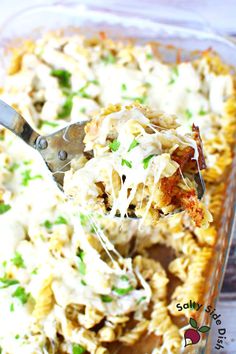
[0,1,235,352]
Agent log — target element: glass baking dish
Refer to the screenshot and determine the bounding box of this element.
[0,2,236,353]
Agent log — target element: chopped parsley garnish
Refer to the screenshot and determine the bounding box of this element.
[185,109,193,119]
[0,278,19,289]
[11,253,25,269]
[146,53,153,60]
[38,120,59,128]
[81,279,87,286]
[79,212,89,227]
[10,303,14,312]
[77,249,86,275]
[43,216,68,229]
[109,139,120,152]
[101,294,113,303]
[12,286,30,305]
[55,216,68,225]
[21,170,42,186]
[128,139,139,152]
[51,69,72,88]
[58,95,73,118]
[77,83,91,99]
[23,160,31,166]
[137,296,147,305]
[72,344,86,354]
[121,159,132,168]
[0,203,11,215]
[168,78,175,85]
[120,275,129,281]
[80,107,86,114]
[43,220,53,229]
[121,95,147,104]
[31,268,38,275]
[102,52,116,64]
[121,83,127,91]
[89,79,99,85]
[8,162,20,173]
[199,108,207,116]
[112,285,134,296]
[172,66,179,77]
[143,154,155,169]
[15,334,20,339]
[168,66,179,85]
[90,223,98,234]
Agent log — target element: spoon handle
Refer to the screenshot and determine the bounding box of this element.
[0,99,39,147]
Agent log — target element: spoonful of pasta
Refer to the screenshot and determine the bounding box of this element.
[0,99,210,227]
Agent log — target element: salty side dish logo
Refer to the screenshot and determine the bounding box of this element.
[177,300,227,351]
[184,317,210,347]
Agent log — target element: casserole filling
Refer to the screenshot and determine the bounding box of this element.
[64,103,211,227]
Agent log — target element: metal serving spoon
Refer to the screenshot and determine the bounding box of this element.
[0,99,205,206]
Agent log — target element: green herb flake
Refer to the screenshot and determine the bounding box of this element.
[89,79,99,85]
[2,261,7,268]
[121,83,127,91]
[11,253,25,269]
[143,154,155,169]
[137,296,147,305]
[80,107,86,114]
[38,120,59,128]
[112,285,134,296]
[168,78,175,85]
[109,139,120,152]
[101,294,113,303]
[23,160,31,166]
[79,213,89,227]
[58,95,73,119]
[77,249,86,275]
[31,268,38,275]
[0,278,19,289]
[51,69,72,88]
[72,344,86,354]
[128,139,139,152]
[10,303,14,312]
[15,334,20,339]
[8,162,20,173]
[43,220,53,229]
[185,109,193,119]
[172,66,179,77]
[81,279,87,286]
[0,203,11,215]
[55,216,68,225]
[12,286,30,305]
[21,170,42,186]
[121,159,132,168]
[199,108,207,116]
[146,53,153,60]
[121,95,147,104]
[168,66,179,85]
[102,52,116,64]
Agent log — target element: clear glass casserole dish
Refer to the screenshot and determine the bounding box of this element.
[0,2,236,353]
